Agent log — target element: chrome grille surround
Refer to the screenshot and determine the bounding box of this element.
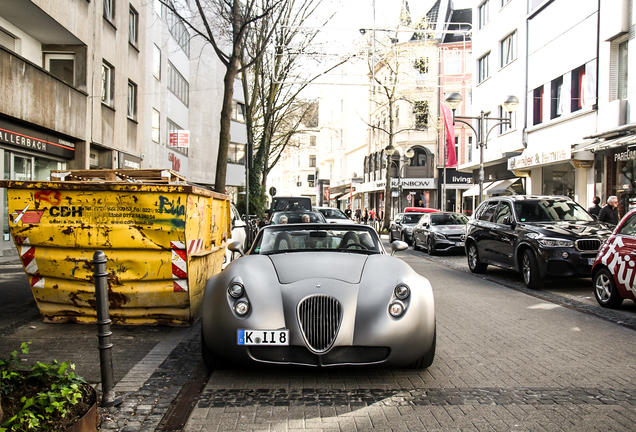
[297,295,342,353]
[575,238,601,252]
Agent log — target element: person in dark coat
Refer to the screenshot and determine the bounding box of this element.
[598,195,619,225]
[588,196,601,219]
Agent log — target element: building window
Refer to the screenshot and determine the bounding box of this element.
[618,40,628,100]
[454,136,459,163]
[167,8,190,58]
[501,0,511,6]
[310,135,316,146]
[154,0,162,17]
[498,105,515,134]
[468,136,473,162]
[478,53,490,83]
[153,44,161,80]
[129,6,139,47]
[152,109,160,143]
[0,27,17,52]
[168,119,189,156]
[571,65,585,112]
[478,0,490,29]
[167,62,189,106]
[101,62,114,107]
[551,76,564,119]
[44,53,75,87]
[533,86,543,125]
[127,81,137,120]
[227,143,244,164]
[309,155,316,167]
[414,101,429,129]
[103,0,114,23]
[231,101,245,122]
[444,49,462,74]
[500,31,516,68]
[414,57,429,81]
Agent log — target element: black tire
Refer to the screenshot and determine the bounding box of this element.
[389,230,395,243]
[427,237,437,256]
[202,332,225,371]
[521,249,544,289]
[401,233,411,246]
[593,268,624,308]
[467,242,487,273]
[413,237,420,251]
[409,328,436,369]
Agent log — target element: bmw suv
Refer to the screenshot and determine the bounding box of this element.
[465,196,613,288]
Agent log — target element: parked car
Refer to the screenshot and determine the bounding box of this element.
[403,207,439,213]
[592,208,636,308]
[201,224,436,369]
[465,195,613,289]
[412,212,468,255]
[270,210,326,225]
[267,196,312,220]
[223,204,247,269]
[389,212,426,245]
[314,206,353,224]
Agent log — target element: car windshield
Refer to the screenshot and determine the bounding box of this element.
[271,212,325,224]
[514,200,594,222]
[317,208,348,219]
[431,213,468,225]
[403,214,424,224]
[252,226,382,255]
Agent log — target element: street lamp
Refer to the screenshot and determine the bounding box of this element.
[444,92,519,205]
[384,145,415,216]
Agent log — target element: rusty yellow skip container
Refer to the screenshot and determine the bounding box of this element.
[0,172,231,325]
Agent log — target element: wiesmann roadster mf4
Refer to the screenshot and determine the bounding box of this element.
[201,223,436,369]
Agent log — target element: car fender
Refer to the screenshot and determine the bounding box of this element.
[514,241,548,277]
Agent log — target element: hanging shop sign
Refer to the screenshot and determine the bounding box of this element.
[0,118,75,159]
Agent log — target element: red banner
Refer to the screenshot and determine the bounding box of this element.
[440,104,457,167]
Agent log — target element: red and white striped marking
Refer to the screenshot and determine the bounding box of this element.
[18,238,44,288]
[170,241,188,292]
[187,239,203,255]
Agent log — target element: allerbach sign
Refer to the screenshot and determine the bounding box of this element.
[507,144,571,170]
[0,118,75,159]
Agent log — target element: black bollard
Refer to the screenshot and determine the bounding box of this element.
[93,250,121,407]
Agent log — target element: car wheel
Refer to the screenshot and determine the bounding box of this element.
[593,268,624,308]
[467,242,487,273]
[413,237,420,251]
[409,328,436,369]
[401,233,411,246]
[427,238,436,256]
[521,249,544,289]
[389,230,395,243]
[202,332,225,370]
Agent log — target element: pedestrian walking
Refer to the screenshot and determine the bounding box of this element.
[369,208,377,230]
[362,208,369,225]
[355,207,361,223]
[588,196,601,219]
[598,195,619,225]
[344,205,352,220]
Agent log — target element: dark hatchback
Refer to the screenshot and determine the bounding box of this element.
[465,196,613,288]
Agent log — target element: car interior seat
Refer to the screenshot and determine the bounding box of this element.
[274,232,294,250]
[339,231,361,249]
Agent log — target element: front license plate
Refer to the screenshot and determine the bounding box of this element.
[237,329,289,346]
[588,258,595,265]
[455,241,465,247]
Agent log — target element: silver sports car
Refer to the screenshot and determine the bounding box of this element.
[201,223,436,369]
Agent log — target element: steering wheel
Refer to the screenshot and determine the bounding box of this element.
[342,242,367,250]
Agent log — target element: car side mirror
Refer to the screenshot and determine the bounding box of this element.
[390,241,408,256]
[228,241,245,257]
[502,216,515,226]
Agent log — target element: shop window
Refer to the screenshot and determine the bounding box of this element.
[533,86,543,125]
[45,53,75,87]
[500,31,516,68]
[478,52,490,83]
[101,62,114,107]
[129,6,139,47]
[551,76,564,119]
[413,101,429,129]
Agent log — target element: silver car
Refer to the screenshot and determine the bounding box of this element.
[315,207,354,224]
[201,224,436,369]
[412,212,468,255]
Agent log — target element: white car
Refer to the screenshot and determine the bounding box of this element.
[223,204,247,269]
[315,207,354,224]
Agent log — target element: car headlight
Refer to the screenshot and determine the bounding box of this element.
[234,300,250,315]
[389,301,405,317]
[537,238,574,248]
[394,284,410,300]
[433,232,446,240]
[228,283,244,298]
[405,227,413,233]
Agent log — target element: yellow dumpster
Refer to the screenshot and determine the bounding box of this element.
[0,169,231,326]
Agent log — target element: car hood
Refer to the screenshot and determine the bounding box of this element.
[269,252,368,284]
[521,221,613,238]
[431,225,466,234]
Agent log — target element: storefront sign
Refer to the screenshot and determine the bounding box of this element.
[169,130,190,148]
[613,149,636,162]
[507,144,571,170]
[359,178,437,192]
[0,118,75,159]
[118,152,142,170]
[440,168,473,185]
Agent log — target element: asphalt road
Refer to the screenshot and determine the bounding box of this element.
[183,240,636,431]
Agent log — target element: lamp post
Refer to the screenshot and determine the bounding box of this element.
[383,144,395,230]
[444,92,519,205]
[384,145,415,217]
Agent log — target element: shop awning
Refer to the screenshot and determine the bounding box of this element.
[486,178,520,195]
[572,134,636,153]
[463,181,495,197]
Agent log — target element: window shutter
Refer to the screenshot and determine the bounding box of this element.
[0,28,16,51]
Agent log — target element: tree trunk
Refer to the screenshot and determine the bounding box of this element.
[214,57,239,194]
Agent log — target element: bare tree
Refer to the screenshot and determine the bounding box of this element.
[161,0,286,193]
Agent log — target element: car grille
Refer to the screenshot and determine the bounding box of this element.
[575,239,601,252]
[447,234,463,242]
[248,346,390,366]
[298,295,342,353]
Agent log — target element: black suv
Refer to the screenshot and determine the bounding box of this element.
[465,196,613,288]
